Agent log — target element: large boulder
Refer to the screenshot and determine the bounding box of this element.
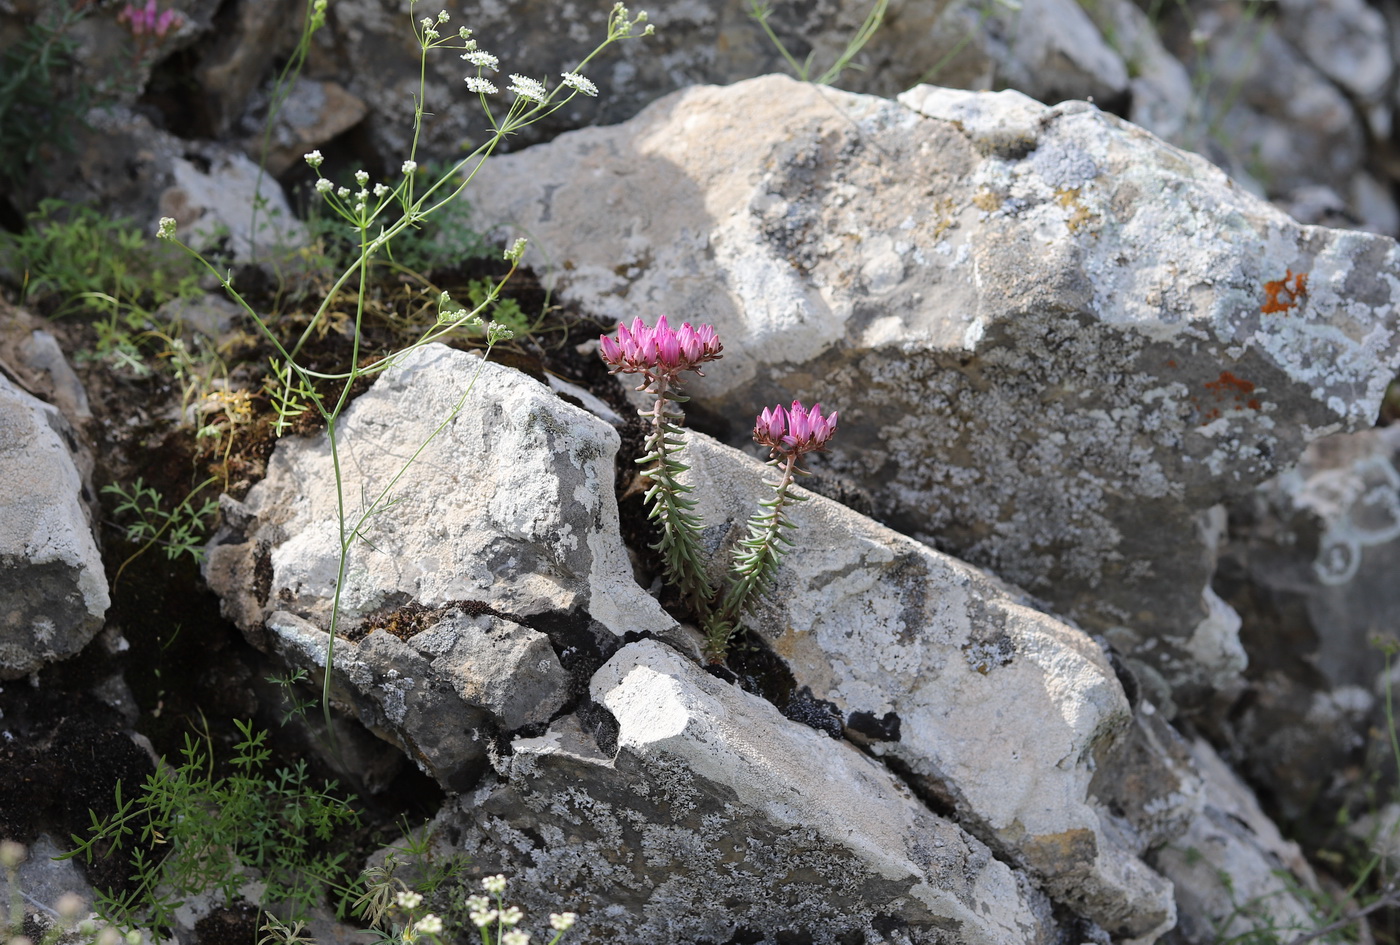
[426,639,1062,945]
[305,0,1132,165]
[205,344,671,642]
[466,74,1400,711]
[679,432,1178,940]
[0,371,108,678]
[203,344,676,784]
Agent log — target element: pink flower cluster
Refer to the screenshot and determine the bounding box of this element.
[754,401,838,458]
[599,315,722,385]
[118,0,183,39]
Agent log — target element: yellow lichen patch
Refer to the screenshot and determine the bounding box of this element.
[972,187,1003,213]
[1023,828,1099,867]
[772,623,808,661]
[929,194,959,240]
[1056,186,1099,234]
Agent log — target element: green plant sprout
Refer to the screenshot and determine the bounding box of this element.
[599,316,838,662]
[0,8,93,193]
[60,719,359,934]
[267,667,320,726]
[746,0,888,86]
[0,200,205,320]
[103,476,221,577]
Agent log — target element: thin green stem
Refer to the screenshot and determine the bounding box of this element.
[704,452,801,661]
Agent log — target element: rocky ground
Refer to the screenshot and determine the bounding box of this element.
[5,1,1400,944]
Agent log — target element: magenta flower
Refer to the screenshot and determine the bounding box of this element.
[754,400,838,457]
[599,315,722,385]
[118,0,183,39]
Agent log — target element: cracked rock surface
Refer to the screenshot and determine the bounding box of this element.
[466,74,1400,711]
[427,639,1061,945]
[0,370,108,679]
[197,342,1286,941]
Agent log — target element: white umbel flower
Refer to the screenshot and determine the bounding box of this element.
[560,72,597,96]
[507,74,547,102]
[463,50,498,70]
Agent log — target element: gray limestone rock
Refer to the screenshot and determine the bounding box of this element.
[1215,424,1400,821]
[241,78,369,176]
[204,343,673,642]
[264,608,568,790]
[677,431,1177,941]
[306,0,1130,167]
[157,147,307,261]
[0,372,108,679]
[201,344,674,784]
[1150,737,1323,945]
[1277,0,1392,110]
[1076,0,1196,143]
[9,104,304,260]
[423,638,1061,945]
[465,74,1400,710]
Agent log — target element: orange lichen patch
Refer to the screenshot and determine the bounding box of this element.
[1261,269,1308,314]
[1204,371,1255,397]
[1193,371,1263,424]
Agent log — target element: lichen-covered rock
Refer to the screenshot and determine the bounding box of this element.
[202,344,676,778]
[305,0,1133,167]
[1150,737,1322,945]
[1214,424,1400,820]
[467,74,1400,711]
[425,639,1061,945]
[0,372,108,679]
[204,344,671,641]
[678,431,1177,940]
[264,608,568,790]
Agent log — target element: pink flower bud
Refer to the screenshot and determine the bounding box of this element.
[753,400,838,457]
[599,315,723,385]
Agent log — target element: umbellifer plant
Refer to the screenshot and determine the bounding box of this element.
[600,316,838,661]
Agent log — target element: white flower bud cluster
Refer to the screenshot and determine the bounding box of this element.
[560,71,597,97]
[507,74,547,103]
[463,50,498,70]
[413,914,443,936]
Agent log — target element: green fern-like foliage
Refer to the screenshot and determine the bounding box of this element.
[61,720,360,933]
